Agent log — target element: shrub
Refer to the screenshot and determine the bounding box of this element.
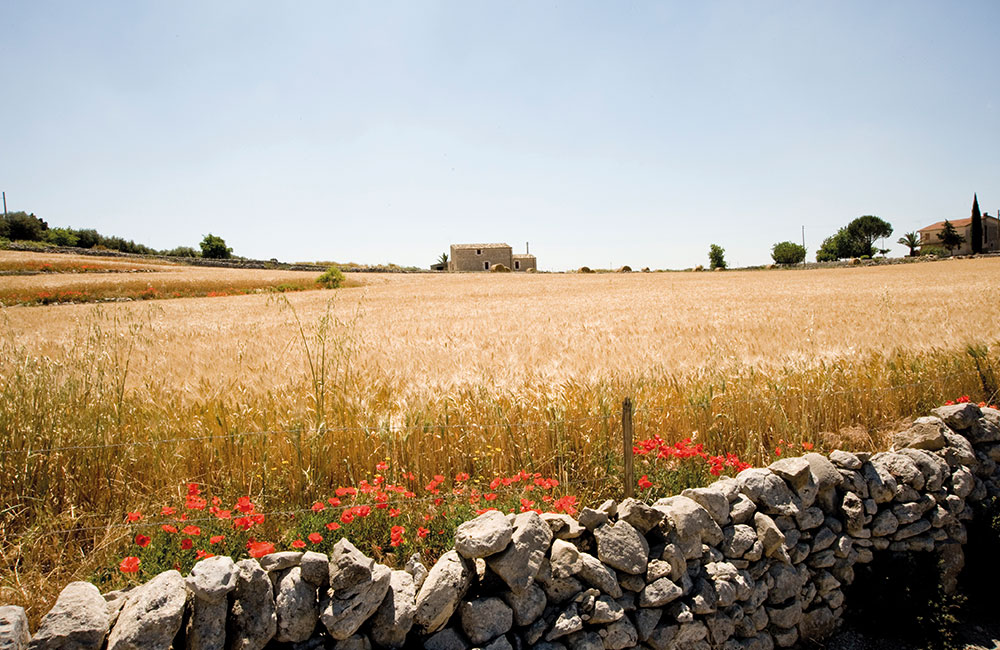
[771,241,806,265]
[1,212,48,241]
[921,245,949,257]
[45,228,79,247]
[164,246,200,258]
[317,265,345,289]
[200,234,233,259]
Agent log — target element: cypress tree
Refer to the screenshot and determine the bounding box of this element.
[971,193,983,254]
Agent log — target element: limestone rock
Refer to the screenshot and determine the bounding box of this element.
[617,498,665,532]
[300,551,330,587]
[932,404,981,431]
[455,510,514,559]
[228,559,277,650]
[107,571,187,650]
[30,581,109,650]
[639,577,683,607]
[274,567,318,643]
[894,417,948,451]
[404,554,428,591]
[576,552,622,597]
[0,606,29,650]
[540,513,585,539]
[753,512,785,556]
[486,511,553,592]
[369,570,415,649]
[459,597,512,645]
[414,550,474,634]
[549,539,583,579]
[422,627,466,650]
[681,487,731,526]
[599,617,638,650]
[654,495,723,558]
[258,551,302,573]
[545,604,583,641]
[328,539,374,591]
[828,450,862,470]
[861,460,897,504]
[593,521,649,575]
[186,597,227,650]
[722,524,756,558]
[320,562,391,640]
[503,582,546,626]
[736,469,798,516]
[730,493,757,525]
[187,556,237,604]
[577,508,609,530]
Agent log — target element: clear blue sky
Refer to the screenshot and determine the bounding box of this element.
[3,2,998,270]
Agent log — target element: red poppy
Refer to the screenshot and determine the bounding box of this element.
[311,502,326,512]
[182,525,201,536]
[327,497,341,507]
[638,475,653,490]
[215,509,232,520]
[417,527,429,539]
[162,524,178,534]
[326,522,340,531]
[774,447,782,457]
[195,550,214,560]
[308,533,323,544]
[127,511,143,522]
[802,442,814,450]
[340,512,355,524]
[235,497,255,514]
[210,535,225,544]
[180,538,193,550]
[187,483,200,495]
[389,508,401,518]
[455,472,470,482]
[248,541,275,558]
[376,461,389,471]
[119,556,140,573]
[292,540,306,549]
[161,506,176,516]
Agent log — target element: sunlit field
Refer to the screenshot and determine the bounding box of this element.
[2,253,999,619]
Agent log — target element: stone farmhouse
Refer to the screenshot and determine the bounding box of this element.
[918,213,1000,254]
[447,243,537,272]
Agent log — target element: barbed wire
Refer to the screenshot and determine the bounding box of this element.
[1,369,983,458]
[30,476,600,538]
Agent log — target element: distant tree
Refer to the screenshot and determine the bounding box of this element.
[72,228,101,248]
[708,244,727,269]
[437,252,449,266]
[317,265,345,288]
[971,193,983,254]
[937,220,965,253]
[1,211,48,241]
[845,215,893,257]
[771,241,806,265]
[200,233,233,259]
[45,227,79,247]
[897,232,920,257]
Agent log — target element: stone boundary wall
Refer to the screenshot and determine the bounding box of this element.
[3,403,999,650]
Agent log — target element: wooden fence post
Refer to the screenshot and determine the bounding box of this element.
[623,397,634,498]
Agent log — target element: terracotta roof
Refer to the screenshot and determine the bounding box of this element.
[919,215,998,232]
[450,243,511,250]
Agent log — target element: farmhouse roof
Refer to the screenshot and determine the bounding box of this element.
[451,243,511,250]
[512,253,536,259]
[919,215,998,232]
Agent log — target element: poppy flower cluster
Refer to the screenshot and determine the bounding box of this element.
[943,395,998,409]
[118,466,581,579]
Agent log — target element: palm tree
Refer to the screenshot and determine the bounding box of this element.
[437,252,449,266]
[897,232,920,257]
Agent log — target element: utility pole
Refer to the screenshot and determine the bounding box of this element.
[2,192,6,216]
[801,225,806,265]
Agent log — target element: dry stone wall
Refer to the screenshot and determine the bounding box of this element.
[4,403,1000,650]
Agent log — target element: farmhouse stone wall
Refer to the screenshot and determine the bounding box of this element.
[5,403,1000,650]
[450,245,513,272]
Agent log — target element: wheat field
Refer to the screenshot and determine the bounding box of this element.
[2,254,1000,617]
